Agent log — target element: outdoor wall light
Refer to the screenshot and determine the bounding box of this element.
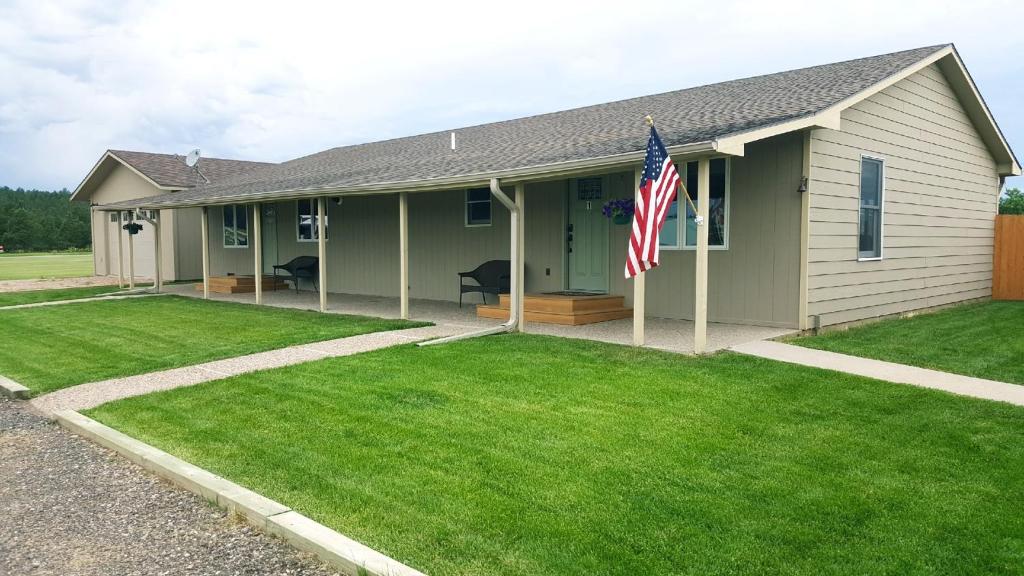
[797,177,808,193]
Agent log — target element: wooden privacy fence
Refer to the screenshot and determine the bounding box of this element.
[994,215,1024,300]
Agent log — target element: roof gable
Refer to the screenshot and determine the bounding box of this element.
[72,150,273,203]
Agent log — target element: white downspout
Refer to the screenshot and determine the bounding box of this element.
[419,177,520,346]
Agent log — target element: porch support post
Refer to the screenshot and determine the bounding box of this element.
[514,183,525,332]
[253,203,263,305]
[127,214,135,290]
[798,131,812,331]
[317,196,327,313]
[693,158,710,354]
[632,166,645,346]
[152,211,162,293]
[398,192,409,320]
[115,211,124,289]
[201,206,210,300]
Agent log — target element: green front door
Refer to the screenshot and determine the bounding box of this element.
[567,176,609,293]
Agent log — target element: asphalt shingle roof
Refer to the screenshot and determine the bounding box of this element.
[109,150,273,188]
[109,45,949,208]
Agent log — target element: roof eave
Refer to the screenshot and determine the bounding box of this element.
[95,140,720,210]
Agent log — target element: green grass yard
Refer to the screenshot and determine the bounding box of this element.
[0,285,126,307]
[0,295,426,394]
[793,301,1024,385]
[0,251,94,280]
[88,334,1024,576]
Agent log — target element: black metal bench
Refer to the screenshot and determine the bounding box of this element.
[458,259,510,307]
[273,256,319,292]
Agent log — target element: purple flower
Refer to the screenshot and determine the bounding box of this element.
[601,198,635,219]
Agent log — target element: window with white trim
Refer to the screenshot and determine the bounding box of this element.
[297,199,328,242]
[465,188,491,226]
[659,157,730,249]
[858,156,884,260]
[223,204,248,248]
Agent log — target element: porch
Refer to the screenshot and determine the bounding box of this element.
[163,283,792,354]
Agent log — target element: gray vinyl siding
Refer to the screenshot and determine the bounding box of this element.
[207,186,566,302]
[205,133,802,326]
[612,133,804,327]
[807,64,1001,327]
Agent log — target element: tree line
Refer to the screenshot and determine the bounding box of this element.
[0,186,91,252]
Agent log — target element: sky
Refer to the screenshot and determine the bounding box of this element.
[1,0,1022,192]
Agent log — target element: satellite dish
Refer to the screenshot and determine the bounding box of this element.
[185,148,201,167]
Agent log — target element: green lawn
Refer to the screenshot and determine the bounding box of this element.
[88,334,1024,576]
[0,251,94,280]
[0,285,127,307]
[0,295,426,394]
[792,301,1024,384]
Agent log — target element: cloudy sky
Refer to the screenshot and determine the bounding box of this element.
[1,0,1021,192]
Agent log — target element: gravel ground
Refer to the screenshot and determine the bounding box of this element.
[0,397,337,576]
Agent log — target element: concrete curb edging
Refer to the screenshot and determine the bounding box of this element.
[55,410,426,576]
[0,375,30,399]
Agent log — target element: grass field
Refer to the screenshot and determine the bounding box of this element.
[0,285,127,307]
[89,334,1024,576]
[792,301,1024,384]
[0,296,426,394]
[0,252,93,280]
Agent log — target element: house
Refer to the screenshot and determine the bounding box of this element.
[71,150,271,281]
[83,44,1019,352]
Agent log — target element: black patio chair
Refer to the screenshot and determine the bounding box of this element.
[458,259,510,307]
[273,256,319,292]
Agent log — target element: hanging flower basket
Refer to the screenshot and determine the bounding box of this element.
[601,198,635,225]
[122,222,144,235]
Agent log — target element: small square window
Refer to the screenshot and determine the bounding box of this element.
[466,188,491,226]
[223,204,249,248]
[296,199,328,241]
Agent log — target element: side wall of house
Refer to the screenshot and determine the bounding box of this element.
[807,64,1001,327]
[88,164,179,281]
[613,132,804,327]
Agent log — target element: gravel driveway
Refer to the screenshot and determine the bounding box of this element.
[0,398,336,576]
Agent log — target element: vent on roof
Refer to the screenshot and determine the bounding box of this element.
[450,132,456,151]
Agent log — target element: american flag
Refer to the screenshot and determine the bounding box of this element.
[625,126,680,278]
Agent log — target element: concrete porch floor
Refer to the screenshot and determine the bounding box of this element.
[164,284,794,354]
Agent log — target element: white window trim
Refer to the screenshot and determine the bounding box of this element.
[223,204,249,249]
[660,157,731,251]
[296,199,328,243]
[465,188,492,228]
[857,154,885,261]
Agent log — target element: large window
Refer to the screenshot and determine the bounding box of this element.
[660,157,730,249]
[466,188,492,227]
[223,204,248,248]
[859,156,884,260]
[297,199,328,242]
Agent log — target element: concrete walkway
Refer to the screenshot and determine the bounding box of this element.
[31,324,462,415]
[732,340,1024,407]
[0,290,161,310]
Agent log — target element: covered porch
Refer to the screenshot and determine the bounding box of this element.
[162,283,792,354]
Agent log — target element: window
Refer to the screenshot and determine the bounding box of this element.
[660,157,730,249]
[109,213,118,223]
[466,188,491,226]
[859,156,884,260]
[223,204,248,248]
[297,198,328,241]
